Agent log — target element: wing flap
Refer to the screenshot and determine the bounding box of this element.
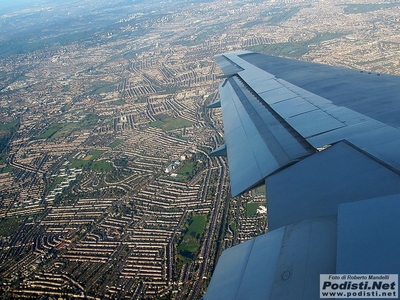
[219,74,315,196]
[204,217,337,300]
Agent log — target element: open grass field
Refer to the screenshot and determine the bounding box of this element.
[109,139,122,148]
[68,150,105,169]
[68,159,87,168]
[37,122,79,139]
[91,160,112,172]
[0,120,18,132]
[178,161,194,175]
[246,202,261,217]
[178,214,207,259]
[1,165,13,173]
[37,114,100,140]
[176,160,194,182]
[248,32,343,58]
[52,123,78,139]
[0,120,19,154]
[187,214,207,236]
[0,153,8,165]
[255,185,266,195]
[88,150,104,158]
[343,3,400,14]
[150,116,193,131]
[36,123,63,139]
[48,176,63,191]
[0,217,23,237]
[90,81,115,95]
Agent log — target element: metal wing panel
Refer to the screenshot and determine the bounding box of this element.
[322,106,371,125]
[238,67,275,94]
[203,227,285,300]
[259,86,299,105]
[266,141,400,231]
[364,137,400,171]
[337,194,400,274]
[270,217,337,300]
[215,54,244,76]
[205,217,337,300]
[229,76,313,162]
[276,79,333,107]
[285,109,346,138]
[219,81,278,196]
[241,52,400,129]
[218,72,317,196]
[203,238,256,300]
[220,51,278,91]
[235,228,285,300]
[269,96,318,119]
[308,122,400,171]
[306,120,386,148]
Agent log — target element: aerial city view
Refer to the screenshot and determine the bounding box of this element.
[0,0,399,298]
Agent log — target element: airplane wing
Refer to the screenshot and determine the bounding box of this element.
[204,51,400,300]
